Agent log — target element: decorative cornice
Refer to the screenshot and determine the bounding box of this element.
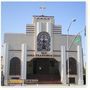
[66,50,77,52]
[53,50,61,52]
[9,50,21,51]
[9,50,77,52]
[9,50,35,51]
[53,33,61,34]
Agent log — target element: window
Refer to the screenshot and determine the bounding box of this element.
[66,57,77,75]
[37,31,50,51]
[9,57,21,75]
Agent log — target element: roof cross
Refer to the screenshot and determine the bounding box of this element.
[40,6,46,15]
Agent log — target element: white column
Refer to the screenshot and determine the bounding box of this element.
[61,46,66,84]
[39,22,41,32]
[3,43,8,85]
[46,22,49,32]
[21,44,27,80]
[48,22,51,35]
[47,22,53,54]
[36,22,39,35]
[77,45,83,85]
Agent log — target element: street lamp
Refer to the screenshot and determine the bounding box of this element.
[67,19,76,86]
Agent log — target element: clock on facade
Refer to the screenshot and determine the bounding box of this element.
[37,31,50,51]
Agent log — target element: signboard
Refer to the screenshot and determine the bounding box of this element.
[8,79,24,84]
[24,79,38,84]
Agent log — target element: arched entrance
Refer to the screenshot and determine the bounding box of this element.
[27,58,60,83]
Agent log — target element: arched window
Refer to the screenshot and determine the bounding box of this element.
[66,57,77,75]
[37,31,50,51]
[9,57,21,75]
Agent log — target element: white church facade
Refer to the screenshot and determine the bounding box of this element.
[3,15,83,85]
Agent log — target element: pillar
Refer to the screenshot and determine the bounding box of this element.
[77,45,83,85]
[61,46,66,84]
[21,44,27,81]
[3,43,8,85]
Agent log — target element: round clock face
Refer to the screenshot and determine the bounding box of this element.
[37,32,50,51]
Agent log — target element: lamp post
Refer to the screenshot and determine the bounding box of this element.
[67,19,76,86]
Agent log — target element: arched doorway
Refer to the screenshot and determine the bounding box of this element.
[9,57,21,75]
[27,58,60,83]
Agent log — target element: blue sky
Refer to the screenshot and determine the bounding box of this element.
[1,2,86,52]
[1,2,85,34]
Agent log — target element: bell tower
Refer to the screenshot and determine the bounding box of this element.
[32,15,54,55]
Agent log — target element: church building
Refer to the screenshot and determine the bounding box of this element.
[3,14,83,85]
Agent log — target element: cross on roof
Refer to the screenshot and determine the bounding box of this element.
[40,6,46,15]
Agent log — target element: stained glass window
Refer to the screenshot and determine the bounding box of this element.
[37,32,50,51]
